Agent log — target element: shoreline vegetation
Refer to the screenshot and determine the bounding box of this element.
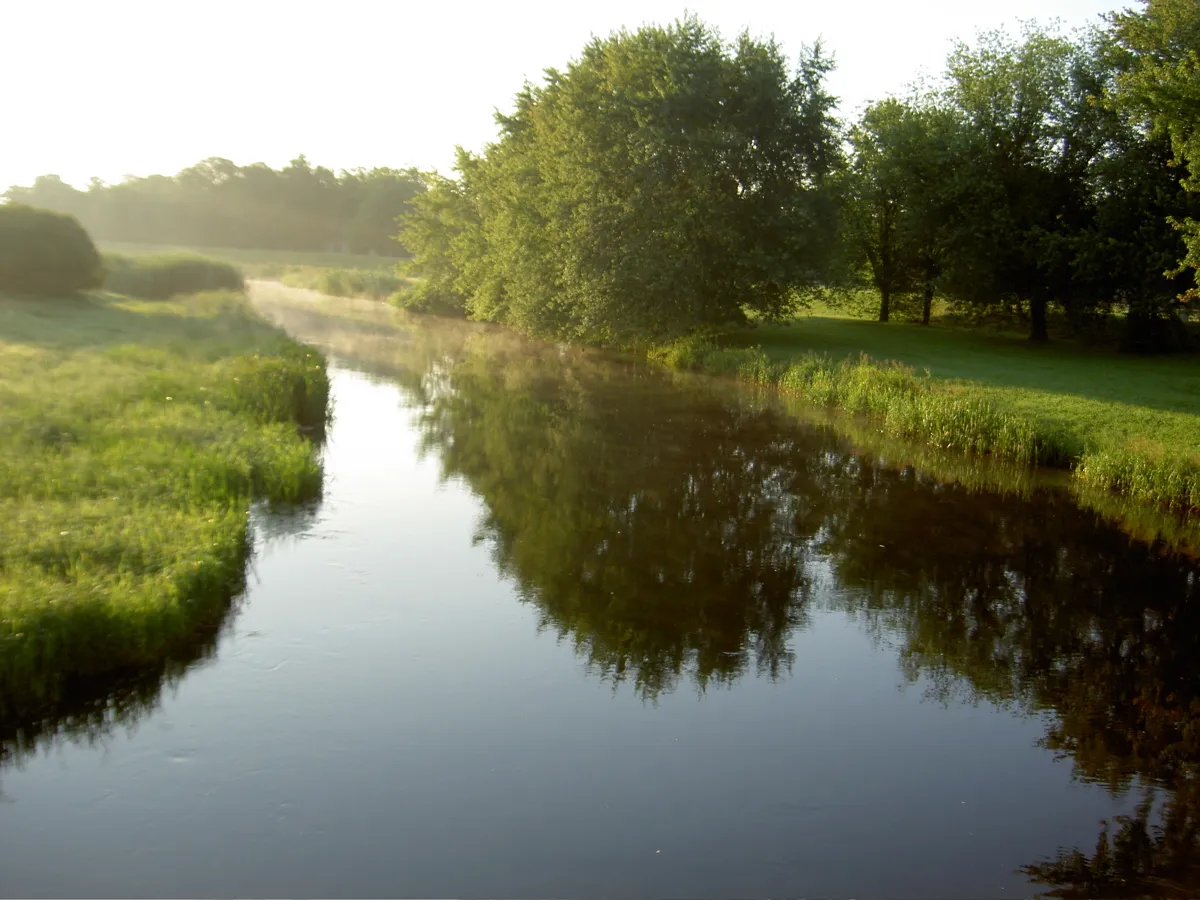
[651,330,1200,514]
[371,8,1200,524]
[249,284,1200,556]
[0,282,330,725]
[103,241,1200,538]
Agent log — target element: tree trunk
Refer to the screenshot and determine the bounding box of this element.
[1029,295,1049,343]
[921,283,933,325]
[879,287,890,323]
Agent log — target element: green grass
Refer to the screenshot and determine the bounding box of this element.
[103,252,244,299]
[278,266,409,301]
[96,241,409,301]
[98,241,404,275]
[659,315,1200,512]
[0,290,329,722]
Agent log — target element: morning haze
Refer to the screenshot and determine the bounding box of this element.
[3,0,1115,188]
[2,1,1200,898]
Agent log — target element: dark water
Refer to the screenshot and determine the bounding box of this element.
[3,289,1200,899]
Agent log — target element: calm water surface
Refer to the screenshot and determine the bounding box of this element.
[2,289,1199,898]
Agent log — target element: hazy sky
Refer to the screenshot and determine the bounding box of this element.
[4,0,1125,190]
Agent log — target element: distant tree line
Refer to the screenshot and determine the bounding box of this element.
[398,1,1200,351]
[3,156,426,256]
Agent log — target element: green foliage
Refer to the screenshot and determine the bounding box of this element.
[0,290,329,721]
[398,17,841,343]
[394,171,475,317]
[0,204,103,296]
[1076,445,1200,509]
[4,159,426,256]
[663,339,1069,464]
[103,252,244,299]
[1113,0,1200,301]
[100,242,404,275]
[840,22,1199,350]
[313,268,403,300]
[677,315,1200,509]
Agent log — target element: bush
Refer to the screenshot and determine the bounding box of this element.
[0,203,104,296]
[390,279,467,317]
[103,253,244,299]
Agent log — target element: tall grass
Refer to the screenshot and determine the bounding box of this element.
[656,336,1199,512]
[104,252,244,299]
[0,290,329,723]
[280,266,405,300]
[98,241,404,274]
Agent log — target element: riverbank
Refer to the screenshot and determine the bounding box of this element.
[656,318,1200,512]
[126,243,1200,517]
[0,289,329,722]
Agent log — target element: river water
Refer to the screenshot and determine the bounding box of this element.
[2,287,1199,898]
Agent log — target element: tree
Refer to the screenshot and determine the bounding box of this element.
[1112,0,1200,303]
[1072,29,1199,351]
[398,17,842,344]
[937,26,1101,341]
[842,100,920,322]
[0,204,104,296]
[842,98,962,324]
[395,162,481,316]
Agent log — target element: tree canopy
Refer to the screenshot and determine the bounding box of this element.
[837,15,1200,347]
[398,17,842,344]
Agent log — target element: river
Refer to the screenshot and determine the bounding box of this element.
[2,285,1198,898]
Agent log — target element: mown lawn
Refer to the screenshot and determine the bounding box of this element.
[731,316,1200,467]
[0,290,328,721]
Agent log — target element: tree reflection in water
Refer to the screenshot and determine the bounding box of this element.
[9,294,1200,897]
[403,324,1200,897]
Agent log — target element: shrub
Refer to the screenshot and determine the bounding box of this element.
[0,203,104,296]
[390,279,467,317]
[103,253,244,299]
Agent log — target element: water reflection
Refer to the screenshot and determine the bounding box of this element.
[5,289,1199,897]
[253,292,1200,897]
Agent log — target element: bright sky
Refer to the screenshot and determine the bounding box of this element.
[3,0,1123,190]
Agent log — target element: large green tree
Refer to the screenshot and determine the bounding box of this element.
[841,98,962,324]
[1073,28,1199,350]
[399,17,842,344]
[936,26,1103,342]
[1112,0,1200,306]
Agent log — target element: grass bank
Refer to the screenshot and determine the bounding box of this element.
[98,241,403,274]
[104,252,244,298]
[97,242,408,302]
[0,289,329,722]
[278,265,408,301]
[656,318,1200,512]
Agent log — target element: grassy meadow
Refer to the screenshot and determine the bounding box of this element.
[661,313,1200,511]
[98,241,404,275]
[0,288,328,721]
[104,252,244,298]
[277,266,410,301]
[99,242,409,302]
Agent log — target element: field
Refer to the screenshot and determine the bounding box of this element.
[99,242,409,301]
[0,289,329,721]
[98,241,404,275]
